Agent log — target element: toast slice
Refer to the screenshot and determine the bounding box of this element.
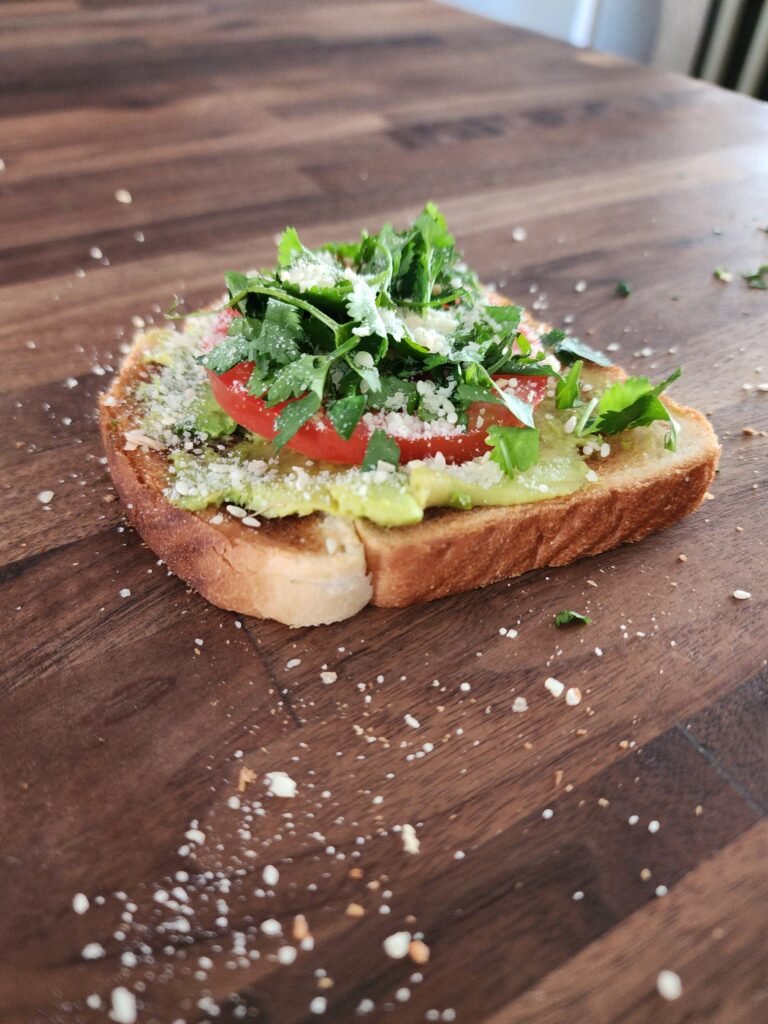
[100,326,719,627]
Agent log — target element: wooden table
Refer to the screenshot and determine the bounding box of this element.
[2,2,767,1021]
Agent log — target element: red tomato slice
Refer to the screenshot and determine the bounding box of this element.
[208,363,548,466]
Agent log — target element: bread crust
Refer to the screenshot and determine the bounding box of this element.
[356,395,719,606]
[100,310,720,625]
[99,337,373,627]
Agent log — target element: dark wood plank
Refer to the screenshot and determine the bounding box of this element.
[1,2,767,1022]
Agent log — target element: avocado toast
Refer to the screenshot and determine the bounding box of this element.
[100,205,720,626]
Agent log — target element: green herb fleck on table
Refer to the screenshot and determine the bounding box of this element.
[554,610,592,627]
[743,265,768,290]
[713,267,732,283]
[615,280,632,298]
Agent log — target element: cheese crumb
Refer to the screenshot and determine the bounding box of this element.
[656,970,683,1001]
[114,189,133,204]
[401,823,420,855]
[109,987,137,1023]
[37,490,54,504]
[119,588,131,598]
[565,687,582,706]
[403,713,420,729]
[732,589,751,600]
[512,696,528,713]
[544,677,565,698]
[320,671,337,685]
[383,931,411,959]
[309,996,327,1014]
[265,771,297,798]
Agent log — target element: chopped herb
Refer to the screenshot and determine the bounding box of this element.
[362,428,400,471]
[486,425,539,477]
[615,280,632,298]
[540,328,612,367]
[327,395,366,440]
[582,368,681,450]
[555,359,583,410]
[743,265,768,290]
[554,610,592,627]
[713,267,733,283]
[273,391,321,449]
[198,331,250,374]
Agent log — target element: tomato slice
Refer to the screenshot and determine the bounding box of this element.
[208,362,548,466]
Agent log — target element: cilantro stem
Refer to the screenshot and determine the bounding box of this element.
[229,284,341,338]
[574,396,599,436]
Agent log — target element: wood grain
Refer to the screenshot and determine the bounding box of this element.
[1,2,767,1022]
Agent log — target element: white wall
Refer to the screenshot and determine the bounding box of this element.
[444,0,664,60]
[442,0,596,46]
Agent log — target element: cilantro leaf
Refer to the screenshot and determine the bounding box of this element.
[454,381,501,406]
[555,359,583,410]
[393,203,456,307]
[361,428,400,471]
[367,375,419,412]
[490,378,536,428]
[266,355,329,404]
[485,425,539,477]
[277,227,305,268]
[225,271,248,299]
[554,610,592,627]
[588,368,681,449]
[615,280,632,298]
[743,264,768,289]
[540,329,612,367]
[198,330,251,373]
[254,298,303,364]
[273,392,321,449]
[327,395,366,440]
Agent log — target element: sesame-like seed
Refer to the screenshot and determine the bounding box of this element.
[114,189,133,204]
[81,942,105,960]
[732,589,751,600]
[656,970,683,1001]
[72,893,89,914]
